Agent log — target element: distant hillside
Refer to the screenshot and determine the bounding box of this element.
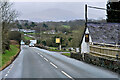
[14,19,107,33]
[14,19,85,32]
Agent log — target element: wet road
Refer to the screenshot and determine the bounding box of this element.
[1,45,120,79]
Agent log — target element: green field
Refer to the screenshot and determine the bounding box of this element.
[1,45,20,68]
[24,36,33,40]
[62,25,70,29]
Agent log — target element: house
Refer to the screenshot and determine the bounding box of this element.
[11,28,35,33]
[81,23,120,53]
[48,30,56,34]
[20,29,35,33]
[11,28,20,31]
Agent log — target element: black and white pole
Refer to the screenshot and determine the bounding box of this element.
[85,4,87,28]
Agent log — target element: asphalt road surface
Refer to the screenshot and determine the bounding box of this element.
[1,45,120,79]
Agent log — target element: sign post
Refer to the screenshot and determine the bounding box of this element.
[56,38,61,50]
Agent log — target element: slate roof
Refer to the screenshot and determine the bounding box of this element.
[87,23,120,44]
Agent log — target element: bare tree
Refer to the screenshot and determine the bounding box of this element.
[0,0,19,53]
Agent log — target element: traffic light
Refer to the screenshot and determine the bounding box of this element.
[85,34,89,42]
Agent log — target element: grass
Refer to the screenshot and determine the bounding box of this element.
[48,47,69,52]
[24,36,33,40]
[48,49,69,52]
[62,53,71,57]
[1,45,20,68]
[26,33,35,35]
[49,47,58,50]
[62,25,70,29]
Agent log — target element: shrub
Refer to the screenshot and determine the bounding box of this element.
[8,31,21,44]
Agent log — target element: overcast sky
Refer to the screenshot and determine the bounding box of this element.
[11,0,107,22]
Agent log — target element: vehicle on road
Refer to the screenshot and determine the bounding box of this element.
[29,43,34,47]
[21,40,25,45]
[29,40,37,47]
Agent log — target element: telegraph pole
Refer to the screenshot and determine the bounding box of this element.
[82,4,88,61]
[85,4,88,28]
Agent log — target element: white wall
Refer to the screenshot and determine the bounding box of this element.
[81,28,92,53]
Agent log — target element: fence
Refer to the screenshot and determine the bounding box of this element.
[89,42,120,59]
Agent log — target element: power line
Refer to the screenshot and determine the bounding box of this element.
[88,5,120,12]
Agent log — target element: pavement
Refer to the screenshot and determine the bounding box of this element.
[0,45,120,79]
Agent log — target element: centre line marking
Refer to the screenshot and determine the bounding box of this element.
[44,58,48,61]
[61,71,74,80]
[50,62,58,68]
[40,55,43,57]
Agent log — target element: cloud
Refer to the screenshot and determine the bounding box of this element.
[10,0,106,2]
[13,2,107,22]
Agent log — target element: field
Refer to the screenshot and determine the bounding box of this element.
[62,25,70,29]
[24,36,33,40]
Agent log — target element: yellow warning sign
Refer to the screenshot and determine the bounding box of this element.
[56,38,60,43]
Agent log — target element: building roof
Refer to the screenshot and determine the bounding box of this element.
[87,23,120,44]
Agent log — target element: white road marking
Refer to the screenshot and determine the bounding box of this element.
[5,74,8,77]
[7,70,10,74]
[61,71,74,80]
[50,62,58,68]
[40,55,43,57]
[5,63,14,78]
[38,53,39,54]
[44,58,48,62]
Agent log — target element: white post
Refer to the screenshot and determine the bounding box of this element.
[59,44,61,50]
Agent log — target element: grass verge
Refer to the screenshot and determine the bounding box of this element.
[62,53,70,57]
[48,49,69,52]
[0,45,20,70]
[48,47,69,52]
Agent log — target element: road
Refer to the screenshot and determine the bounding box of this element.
[1,45,120,79]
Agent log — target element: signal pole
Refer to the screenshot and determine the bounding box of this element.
[85,4,88,28]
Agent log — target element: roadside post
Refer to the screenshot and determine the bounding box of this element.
[56,38,61,50]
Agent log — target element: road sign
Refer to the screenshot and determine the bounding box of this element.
[56,38,60,43]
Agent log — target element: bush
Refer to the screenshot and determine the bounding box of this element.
[8,31,21,44]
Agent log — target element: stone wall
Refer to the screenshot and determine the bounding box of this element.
[70,52,83,61]
[70,52,120,74]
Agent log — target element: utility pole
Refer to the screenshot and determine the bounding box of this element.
[85,4,88,28]
[82,4,88,61]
